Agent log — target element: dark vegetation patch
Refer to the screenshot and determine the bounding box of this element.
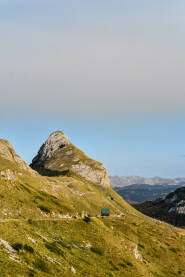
[90,247,104,256]
[12,243,23,251]
[45,242,65,256]
[20,184,32,193]
[35,195,44,201]
[24,244,34,253]
[79,257,92,265]
[83,216,91,223]
[54,237,71,250]
[119,263,126,268]
[138,243,144,249]
[28,219,33,224]
[31,166,70,177]
[28,269,36,277]
[38,205,51,213]
[109,261,119,271]
[124,260,133,267]
[34,258,50,273]
[169,247,178,253]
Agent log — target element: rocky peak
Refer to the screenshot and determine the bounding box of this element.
[31,131,110,187]
[32,131,69,164]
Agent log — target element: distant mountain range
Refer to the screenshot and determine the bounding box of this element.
[114,184,182,204]
[110,176,185,204]
[133,186,185,227]
[110,176,185,187]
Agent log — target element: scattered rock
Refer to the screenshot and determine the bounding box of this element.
[71,266,76,274]
[133,244,143,262]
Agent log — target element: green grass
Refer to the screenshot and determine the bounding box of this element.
[0,145,185,276]
[0,217,184,276]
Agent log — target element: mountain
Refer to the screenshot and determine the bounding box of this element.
[114,184,182,204]
[0,133,185,276]
[133,186,185,227]
[110,175,185,187]
[31,131,110,187]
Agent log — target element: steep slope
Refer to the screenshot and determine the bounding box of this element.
[0,138,133,219]
[31,131,110,187]
[133,186,185,226]
[0,136,185,276]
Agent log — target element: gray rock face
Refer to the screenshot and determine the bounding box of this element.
[32,131,69,164]
[0,139,36,175]
[166,187,185,215]
[71,162,110,187]
[31,130,110,187]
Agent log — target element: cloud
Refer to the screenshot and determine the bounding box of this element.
[0,1,185,117]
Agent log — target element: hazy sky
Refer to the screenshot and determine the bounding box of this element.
[1,1,185,177]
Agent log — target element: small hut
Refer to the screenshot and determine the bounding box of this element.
[101,208,110,216]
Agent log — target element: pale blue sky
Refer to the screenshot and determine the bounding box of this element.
[1,1,185,177]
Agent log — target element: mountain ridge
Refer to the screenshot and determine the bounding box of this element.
[110,175,185,187]
[133,186,185,227]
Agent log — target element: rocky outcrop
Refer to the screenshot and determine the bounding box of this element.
[31,131,110,187]
[32,131,70,164]
[0,139,35,175]
[165,187,185,215]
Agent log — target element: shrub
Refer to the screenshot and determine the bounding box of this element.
[12,243,23,251]
[83,216,91,223]
[24,244,34,253]
[34,258,50,273]
[126,261,133,267]
[45,242,64,256]
[28,219,33,224]
[138,243,144,249]
[38,205,51,213]
[169,247,177,253]
[90,247,104,256]
[28,270,35,277]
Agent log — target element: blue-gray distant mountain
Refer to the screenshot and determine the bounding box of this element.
[114,184,182,204]
[110,176,185,187]
[110,176,185,204]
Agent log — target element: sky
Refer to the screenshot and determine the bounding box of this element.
[1,1,185,178]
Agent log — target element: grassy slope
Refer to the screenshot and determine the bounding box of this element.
[0,154,185,276]
[0,216,185,277]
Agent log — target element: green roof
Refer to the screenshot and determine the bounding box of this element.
[101,208,110,214]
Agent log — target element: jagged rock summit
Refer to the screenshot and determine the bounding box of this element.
[31,130,110,187]
[32,131,70,164]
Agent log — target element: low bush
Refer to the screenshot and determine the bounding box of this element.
[83,216,91,223]
[34,258,50,273]
[38,205,51,213]
[45,242,64,256]
[90,247,104,256]
[24,244,34,253]
[12,243,23,251]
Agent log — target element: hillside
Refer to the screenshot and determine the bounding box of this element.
[0,133,185,276]
[134,186,185,227]
[114,184,182,204]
